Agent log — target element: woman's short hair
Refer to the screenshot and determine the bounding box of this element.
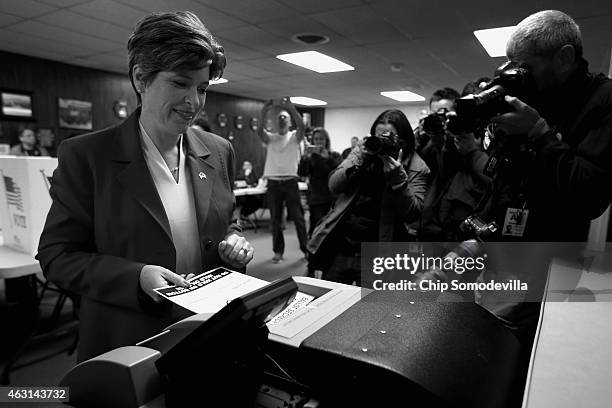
[127,11,226,103]
[370,109,415,153]
[312,127,331,150]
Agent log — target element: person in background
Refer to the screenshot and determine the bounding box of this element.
[259,98,309,264]
[298,127,341,276]
[341,136,359,159]
[419,79,493,241]
[235,160,263,225]
[308,110,430,285]
[416,87,461,176]
[237,160,258,187]
[10,126,49,156]
[37,11,253,362]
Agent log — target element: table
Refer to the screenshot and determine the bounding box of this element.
[0,245,41,280]
[522,251,612,408]
[233,181,307,197]
[233,182,308,232]
[0,235,41,303]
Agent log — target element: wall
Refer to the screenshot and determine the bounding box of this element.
[0,51,273,175]
[203,92,266,177]
[0,51,136,154]
[324,105,428,153]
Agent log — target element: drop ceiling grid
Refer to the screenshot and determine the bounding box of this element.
[36,9,131,44]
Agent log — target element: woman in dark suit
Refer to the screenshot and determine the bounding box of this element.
[37,11,254,362]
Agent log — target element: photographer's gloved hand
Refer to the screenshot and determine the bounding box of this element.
[492,95,551,139]
[380,155,407,189]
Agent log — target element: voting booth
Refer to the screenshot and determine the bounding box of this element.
[61,277,521,408]
[0,156,57,255]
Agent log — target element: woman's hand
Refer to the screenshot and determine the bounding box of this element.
[380,155,402,173]
[139,265,191,302]
[218,233,254,269]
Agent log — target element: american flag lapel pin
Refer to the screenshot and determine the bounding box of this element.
[199,172,207,180]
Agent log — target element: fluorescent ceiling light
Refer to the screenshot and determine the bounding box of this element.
[290,96,328,106]
[210,78,228,85]
[380,91,425,102]
[276,51,354,73]
[473,26,516,57]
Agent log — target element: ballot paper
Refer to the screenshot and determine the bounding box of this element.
[154,267,315,339]
[154,267,268,315]
[266,291,315,338]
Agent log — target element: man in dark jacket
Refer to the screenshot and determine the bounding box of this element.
[419,10,612,351]
[488,9,612,242]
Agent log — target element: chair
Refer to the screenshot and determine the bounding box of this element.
[1,277,79,384]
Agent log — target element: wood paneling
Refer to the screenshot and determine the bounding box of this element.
[0,51,136,152]
[203,91,267,178]
[0,51,293,175]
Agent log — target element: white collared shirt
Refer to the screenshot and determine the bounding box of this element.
[139,121,202,276]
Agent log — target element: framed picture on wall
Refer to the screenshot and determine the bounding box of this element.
[1,89,34,120]
[58,97,93,130]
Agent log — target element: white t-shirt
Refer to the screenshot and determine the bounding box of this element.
[263,130,302,179]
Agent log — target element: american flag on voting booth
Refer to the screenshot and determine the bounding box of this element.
[0,156,57,255]
[3,175,24,212]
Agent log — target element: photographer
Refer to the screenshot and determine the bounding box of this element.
[418,9,612,357]
[308,110,430,285]
[485,9,612,242]
[420,79,493,241]
[416,87,461,176]
[298,127,342,277]
[298,127,342,236]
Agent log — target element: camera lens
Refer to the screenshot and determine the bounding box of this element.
[363,135,383,153]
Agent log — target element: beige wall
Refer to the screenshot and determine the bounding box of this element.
[324,104,428,153]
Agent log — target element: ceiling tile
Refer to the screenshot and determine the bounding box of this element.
[197,0,299,24]
[37,0,91,6]
[311,5,408,45]
[0,0,610,108]
[415,33,501,81]
[37,9,130,45]
[0,1,56,18]
[218,71,251,82]
[215,25,297,55]
[215,37,267,61]
[1,44,70,63]
[115,0,247,31]
[275,0,364,14]
[67,57,125,73]
[0,12,23,27]
[7,20,122,53]
[0,28,83,57]
[256,15,356,49]
[224,61,279,79]
[76,51,128,69]
[69,0,144,29]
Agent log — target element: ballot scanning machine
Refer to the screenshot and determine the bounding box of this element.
[60,277,521,407]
